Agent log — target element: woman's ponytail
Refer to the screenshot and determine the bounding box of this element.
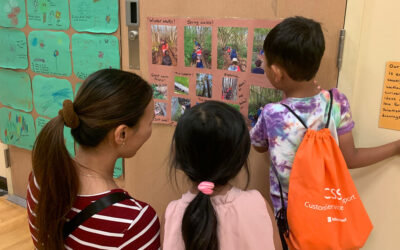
[182,192,218,250]
[33,108,79,249]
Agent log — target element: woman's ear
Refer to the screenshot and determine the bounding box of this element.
[114,124,128,146]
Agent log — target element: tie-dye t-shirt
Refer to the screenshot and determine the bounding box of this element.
[250,88,354,214]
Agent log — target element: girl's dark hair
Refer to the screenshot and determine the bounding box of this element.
[263,16,325,81]
[170,101,251,250]
[32,69,153,249]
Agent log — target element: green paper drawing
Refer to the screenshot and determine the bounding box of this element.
[28,30,72,76]
[70,0,118,33]
[0,0,26,28]
[35,116,75,156]
[74,82,82,99]
[27,0,70,30]
[0,29,28,69]
[0,108,35,150]
[113,158,123,179]
[0,69,33,112]
[72,34,120,80]
[32,75,73,118]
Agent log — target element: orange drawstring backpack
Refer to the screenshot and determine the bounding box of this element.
[275,90,373,250]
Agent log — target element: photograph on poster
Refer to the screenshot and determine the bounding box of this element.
[152,83,168,100]
[221,77,238,101]
[174,76,189,95]
[196,73,212,98]
[171,97,190,121]
[217,27,248,72]
[251,28,270,74]
[151,25,178,66]
[155,102,167,117]
[248,85,283,126]
[184,26,212,69]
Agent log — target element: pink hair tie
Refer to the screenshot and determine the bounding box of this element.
[198,181,215,195]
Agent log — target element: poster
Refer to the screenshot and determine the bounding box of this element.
[72,33,120,80]
[0,69,33,112]
[0,0,26,28]
[28,30,72,76]
[27,0,70,30]
[379,62,400,131]
[35,116,75,156]
[32,75,73,118]
[148,17,282,125]
[70,0,118,33]
[0,107,36,150]
[0,28,28,69]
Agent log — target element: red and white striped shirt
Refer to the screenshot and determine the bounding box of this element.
[27,173,161,249]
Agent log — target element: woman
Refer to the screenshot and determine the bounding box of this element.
[27,69,160,249]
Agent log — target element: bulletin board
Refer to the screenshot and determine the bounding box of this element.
[0,0,123,196]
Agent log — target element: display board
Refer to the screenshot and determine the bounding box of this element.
[148,17,283,125]
[0,0,123,197]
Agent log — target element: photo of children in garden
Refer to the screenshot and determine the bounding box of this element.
[151,83,168,100]
[184,26,212,69]
[171,97,191,121]
[151,25,178,66]
[196,73,212,98]
[221,77,238,101]
[251,28,270,74]
[217,27,248,72]
[174,76,189,95]
[155,102,167,117]
[248,85,283,126]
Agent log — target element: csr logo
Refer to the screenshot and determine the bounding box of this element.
[324,188,342,200]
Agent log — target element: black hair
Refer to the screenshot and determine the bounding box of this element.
[263,16,325,81]
[255,59,262,67]
[170,101,251,250]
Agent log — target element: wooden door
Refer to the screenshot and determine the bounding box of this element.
[119,0,348,224]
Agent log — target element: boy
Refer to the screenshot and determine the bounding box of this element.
[250,16,400,248]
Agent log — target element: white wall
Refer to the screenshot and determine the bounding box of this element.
[338,0,400,249]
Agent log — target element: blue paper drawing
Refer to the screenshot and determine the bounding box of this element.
[0,108,35,150]
[0,29,28,69]
[0,69,33,112]
[0,0,26,28]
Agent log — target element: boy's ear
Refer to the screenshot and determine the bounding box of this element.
[271,64,283,83]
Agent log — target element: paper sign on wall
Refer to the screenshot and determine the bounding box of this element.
[0,69,33,112]
[0,29,28,69]
[0,0,26,28]
[379,62,400,131]
[27,0,70,30]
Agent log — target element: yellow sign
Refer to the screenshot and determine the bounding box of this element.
[379,62,400,130]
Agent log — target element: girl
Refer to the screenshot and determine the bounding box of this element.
[27,69,160,249]
[163,101,281,250]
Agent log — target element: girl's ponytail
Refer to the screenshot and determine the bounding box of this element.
[182,192,218,250]
[33,103,79,249]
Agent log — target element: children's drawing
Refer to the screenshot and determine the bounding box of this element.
[35,116,75,156]
[221,77,238,101]
[174,76,189,95]
[28,30,72,76]
[113,158,123,179]
[0,0,26,28]
[184,26,212,69]
[74,82,82,99]
[32,75,73,118]
[248,86,283,127]
[152,84,167,100]
[0,29,28,69]
[0,69,32,112]
[0,108,35,150]
[155,102,167,117]
[217,27,248,72]
[151,25,178,66]
[251,28,270,74]
[72,34,120,80]
[196,73,212,98]
[26,0,70,30]
[171,97,190,122]
[70,0,118,33]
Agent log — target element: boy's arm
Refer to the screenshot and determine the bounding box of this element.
[338,131,400,169]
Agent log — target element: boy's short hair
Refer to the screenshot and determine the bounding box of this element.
[263,16,325,81]
[255,59,262,67]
